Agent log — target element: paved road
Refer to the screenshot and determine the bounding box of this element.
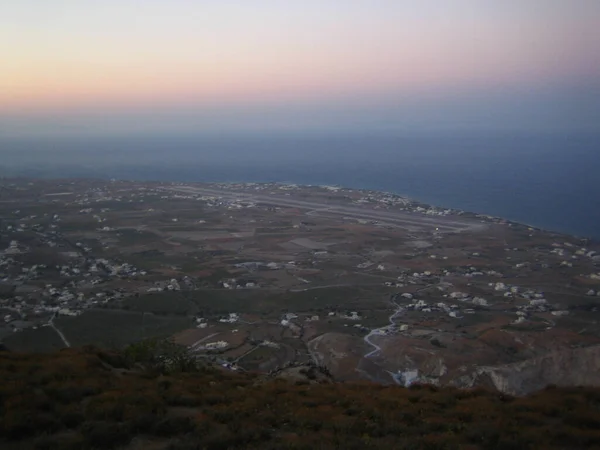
[189,332,220,352]
[290,282,386,292]
[49,313,71,348]
[362,301,404,358]
[162,185,484,233]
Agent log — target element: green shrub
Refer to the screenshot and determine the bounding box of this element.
[130,413,161,433]
[154,416,196,437]
[61,410,85,428]
[81,421,132,448]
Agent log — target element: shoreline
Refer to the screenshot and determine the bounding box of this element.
[0,175,596,243]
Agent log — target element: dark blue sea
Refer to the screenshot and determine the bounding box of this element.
[1,132,599,240]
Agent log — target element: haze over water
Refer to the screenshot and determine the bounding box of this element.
[2,132,599,240]
[1,1,599,237]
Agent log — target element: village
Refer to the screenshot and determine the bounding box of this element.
[1,178,599,388]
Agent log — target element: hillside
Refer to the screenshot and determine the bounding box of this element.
[3,179,600,395]
[2,346,600,449]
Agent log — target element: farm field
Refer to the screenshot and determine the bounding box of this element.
[1,178,599,393]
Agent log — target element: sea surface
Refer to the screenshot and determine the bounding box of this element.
[1,132,599,239]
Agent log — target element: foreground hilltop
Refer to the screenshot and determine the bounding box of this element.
[2,346,600,450]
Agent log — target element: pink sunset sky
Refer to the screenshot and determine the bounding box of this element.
[1,1,599,135]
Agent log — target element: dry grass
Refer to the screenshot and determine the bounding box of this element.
[2,347,600,449]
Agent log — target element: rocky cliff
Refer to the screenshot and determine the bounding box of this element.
[473,345,600,396]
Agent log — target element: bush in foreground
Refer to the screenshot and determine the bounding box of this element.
[1,347,600,449]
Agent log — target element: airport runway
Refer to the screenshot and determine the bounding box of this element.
[162,185,486,233]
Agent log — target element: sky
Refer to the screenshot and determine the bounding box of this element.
[1,0,599,136]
